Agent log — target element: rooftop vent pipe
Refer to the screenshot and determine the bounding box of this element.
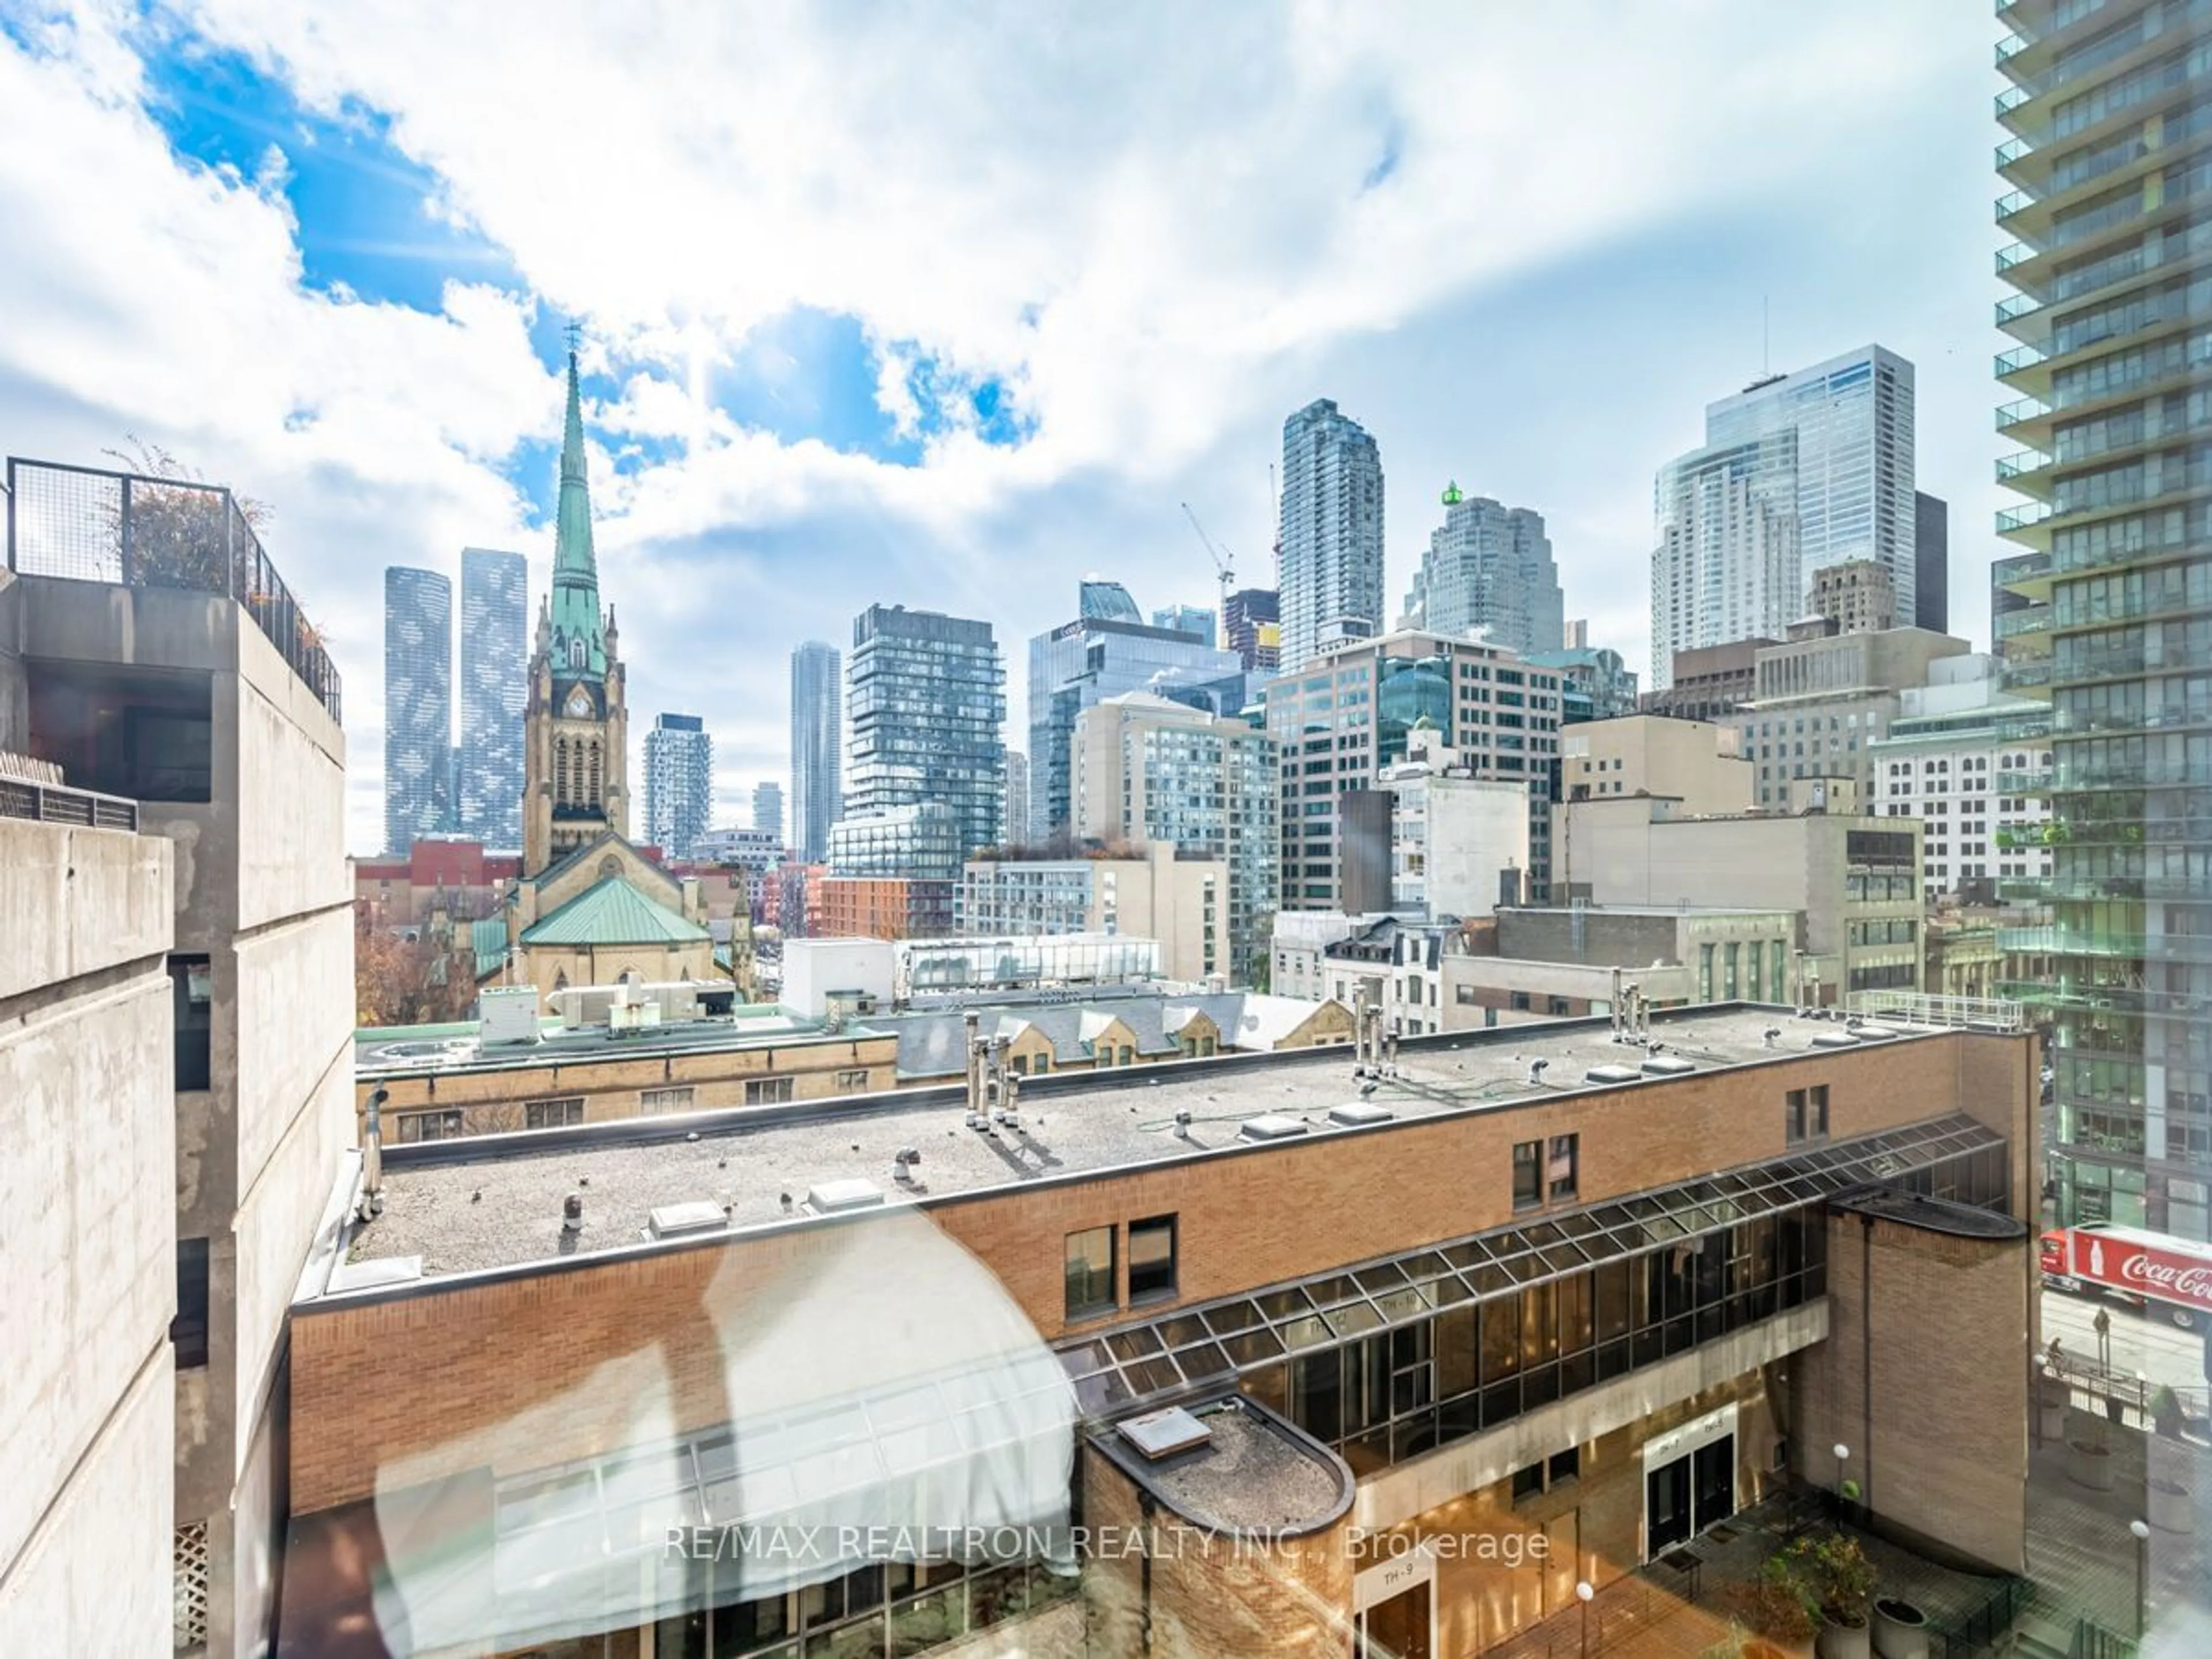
[357,1088,388,1222]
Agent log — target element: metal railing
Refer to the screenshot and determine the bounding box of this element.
[0,775,138,831]
[1848,991,2028,1031]
[4,456,342,724]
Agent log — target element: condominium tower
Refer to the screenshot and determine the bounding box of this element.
[1995,0,2212,1238]
[643,713,712,860]
[1277,398,1385,673]
[382,564,451,851]
[752,780,783,846]
[1403,483,1566,657]
[456,546,527,849]
[840,604,1005,877]
[789,640,841,863]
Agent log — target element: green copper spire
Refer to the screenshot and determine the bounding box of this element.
[1441,480,1464,507]
[548,346,607,682]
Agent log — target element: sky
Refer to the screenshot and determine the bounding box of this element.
[0,1,2009,855]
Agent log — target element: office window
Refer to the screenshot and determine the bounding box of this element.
[833,1069,870,1090]
[745,1077,795,1105]
[396,1109,464,1143]
[169,955,214,1092]
[1456,985,1476,1006]
[640,1085,696,1114]
[1547,997,1571,1017]
[1548,1446,1581,1486]
[1510,991,1532,1012]
[1548,1134,1579,1202]
[1786,1089,1807,1143]
[1511,1464,1544,1503]
[172,1238,209,1369]
[1130,1215,1178,1304]
[1066,1226,1117,1321]
[525,1096,585,1130]
[1513,1141,1543,1210]
[1809,1085,1830,1139]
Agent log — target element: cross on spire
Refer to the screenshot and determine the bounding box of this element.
[563,319,585,357]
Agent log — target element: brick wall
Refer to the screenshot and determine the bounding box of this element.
[1793,1213,2031,1573]
[294,1033,2029,1523]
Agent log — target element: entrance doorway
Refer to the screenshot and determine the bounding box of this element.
[1646,1433,1736,1557]
[1357,1582,1433,1659]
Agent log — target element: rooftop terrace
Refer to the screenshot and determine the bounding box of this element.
[331,1006,1972,1286]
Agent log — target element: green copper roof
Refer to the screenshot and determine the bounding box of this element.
[520,877,708,946]
[548,349,608,682]
[1441,480,1464,506]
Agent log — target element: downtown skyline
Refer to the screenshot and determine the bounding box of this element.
[0,3,2008,854]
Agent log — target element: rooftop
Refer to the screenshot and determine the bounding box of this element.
[518,875,709,946]
[331,1006,1963,1285]
[1090,1397,1351,1537]
[355,1005,837,1077]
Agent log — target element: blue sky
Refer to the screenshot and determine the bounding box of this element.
[0,1,2003,853]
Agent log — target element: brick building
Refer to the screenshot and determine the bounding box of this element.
[279,1005,2037,1656]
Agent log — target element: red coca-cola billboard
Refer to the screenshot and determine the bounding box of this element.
[2069,1229,2212,1312]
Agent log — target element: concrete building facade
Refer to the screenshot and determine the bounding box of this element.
[1071,691,1279,979]
[1559,797,1925,1005]
[1731,623,1972,810]
[957,844,1231,983]
[643,712,712,860]
[0,778,176,1655]
[1381,730,1532,919]
[1560,714,1754,813]
[1261,629,1563,912]
[3,455,356,1657]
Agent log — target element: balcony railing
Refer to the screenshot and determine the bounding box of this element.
[1996,448,2051,482]
[1995,341,2047,375]
[1997,501,2052,533]
[1997,395,2050,430]
[4,456,342,724]
[1997,135,2035,169]
[0,768,137,832]
[1997,187,2035,223]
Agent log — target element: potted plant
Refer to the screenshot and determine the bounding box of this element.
[2037,1370,2070,1441]
[1774,1532,1875,1659]
[2149,1477,2194,1535]
[2066,1430,2115,1493]
[2151,1384,2184,1439]
[1722,1575,1816,1653]
[1872,1595,1929,1659]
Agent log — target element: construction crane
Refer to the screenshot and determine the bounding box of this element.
[1180,501,1234,597]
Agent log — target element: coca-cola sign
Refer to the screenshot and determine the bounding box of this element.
[2070,1232,2212,1310]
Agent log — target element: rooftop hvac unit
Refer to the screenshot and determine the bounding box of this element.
[479,986,543,1047]
[1238,1113,1310,1142]
[608,999,663,1034]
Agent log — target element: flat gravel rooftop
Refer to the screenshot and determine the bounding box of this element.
[342,1007,1948,1282]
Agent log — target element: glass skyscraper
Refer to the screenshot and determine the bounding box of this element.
[1995,0,2212,1240]
[1027,586,1247,840]
[382,564,452,853]
[1403,484,1565,657]
[643,713,712,859]
[1277,398,1385,673]
[840,605,1005,877]
[457,546,527,849]
[1152,604,1217,646]
[789,641,842,864]
[1652,347,1917,682]
[1223,586,1281,674]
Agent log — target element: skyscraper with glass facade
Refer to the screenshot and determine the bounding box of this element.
[1404,484,1566,657]
[457,546,527,849]
[752,781,783,846]
[382,564,452,853]
[789,641,842,864]
[1223,586,1281,674]
[840,604,1005,877]
[643,713,712,859]
[1152,604,1217,646]
[1652,347,1918,683]
[1994,0,2212,1240]
[1027,586,1247,840]
[1278,399,1385,673]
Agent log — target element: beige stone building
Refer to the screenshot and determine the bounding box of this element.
[1559,714,1753,812]
[957,843,1230,983]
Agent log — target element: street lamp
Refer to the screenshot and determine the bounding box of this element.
[1576,1579,1594,1659]
[2128,1518,2150,1638]
[1834,1442,1859,1505]
[2094,1305,2112,1375]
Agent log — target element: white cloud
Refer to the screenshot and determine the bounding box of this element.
[0,1,1999,852]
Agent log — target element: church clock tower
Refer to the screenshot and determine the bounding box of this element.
[522,346,629,874]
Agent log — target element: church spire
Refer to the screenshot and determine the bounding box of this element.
[548,339,607,682]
